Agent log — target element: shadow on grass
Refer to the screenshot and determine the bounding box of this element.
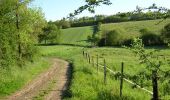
[62,63,73,99]
[36,43,92,48]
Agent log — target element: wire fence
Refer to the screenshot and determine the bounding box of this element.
[82,50,153,97]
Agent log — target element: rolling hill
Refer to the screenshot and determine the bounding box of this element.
[60,19,170,46]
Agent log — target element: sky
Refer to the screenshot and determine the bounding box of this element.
[31,0,170,21]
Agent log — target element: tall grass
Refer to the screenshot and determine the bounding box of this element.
[85,46,170,99]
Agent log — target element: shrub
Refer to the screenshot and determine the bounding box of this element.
[139,28,163,46]
[123,38,133,46]
[161,23,170,43]
[105,29,126,46]
[160,80,170,96]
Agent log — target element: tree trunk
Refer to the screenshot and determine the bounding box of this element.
[16,1,22,62]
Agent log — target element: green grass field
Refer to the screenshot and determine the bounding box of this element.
[60,26,93,46]
[40,45,170,99]
[40,45,152,100]
[60,19,170,46]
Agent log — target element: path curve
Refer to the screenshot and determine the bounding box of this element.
[5,58,70,100]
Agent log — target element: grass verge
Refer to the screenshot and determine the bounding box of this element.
[0,57,50,97]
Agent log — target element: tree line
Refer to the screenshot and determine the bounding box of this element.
[71,11,168,27]
[51,10,169,29]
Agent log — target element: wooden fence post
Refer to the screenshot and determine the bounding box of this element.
[97,55,99,73]
[88,54,91,64]
[85,53,88,61]
[92,56,94,67]
[120,62,124,97]
[83,50,85,57]
[104,59,106,84]
[152,70,159,100]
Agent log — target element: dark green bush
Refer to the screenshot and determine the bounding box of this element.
[161,80,170,96]
[161,23,170,43]
[140,28,164,46]
[123,38,133,46]
[98,29,133,46]
[105,29,126,46]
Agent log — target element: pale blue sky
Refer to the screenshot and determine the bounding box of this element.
[31,0,170,21]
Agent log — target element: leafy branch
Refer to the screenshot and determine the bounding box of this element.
[134,4,170,24]
[68,0,112,18]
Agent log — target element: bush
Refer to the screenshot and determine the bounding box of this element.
[39,23,61,44]
[98,28,133,46]
[123,38,133,46]
[161,80,170,96]
[140,28,163,46]
[161,23,170,43]
[105,29,126,46]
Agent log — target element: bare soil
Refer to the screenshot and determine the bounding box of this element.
[4,58,70,100]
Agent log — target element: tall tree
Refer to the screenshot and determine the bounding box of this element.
[0,0,46,68]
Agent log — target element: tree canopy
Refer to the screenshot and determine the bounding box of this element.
[0,0,46,68]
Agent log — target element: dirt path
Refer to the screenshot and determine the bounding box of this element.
[5,58,70,100]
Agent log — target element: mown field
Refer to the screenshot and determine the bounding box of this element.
[60,19,170,46]
[60,26,93,46]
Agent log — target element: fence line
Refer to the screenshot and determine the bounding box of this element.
[83,51,153,95]
[97,62,153,95]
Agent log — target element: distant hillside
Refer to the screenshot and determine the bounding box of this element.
[60,26,93,46]
[60,19,170,46]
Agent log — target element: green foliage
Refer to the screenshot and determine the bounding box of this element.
[130,38,162,71]
[39,22,61,44]
[87,22,102,47]
[161,23,170,43]
[54,19,71,29]
[161,80,170,96]
[139,28,163,46]
[0,0,46,68]
[67,4,170,28]
[105,29,126,46]
[129,38,170,99]
[68,11,169,28]
[68,0,112,18]
[60,19,71,29]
